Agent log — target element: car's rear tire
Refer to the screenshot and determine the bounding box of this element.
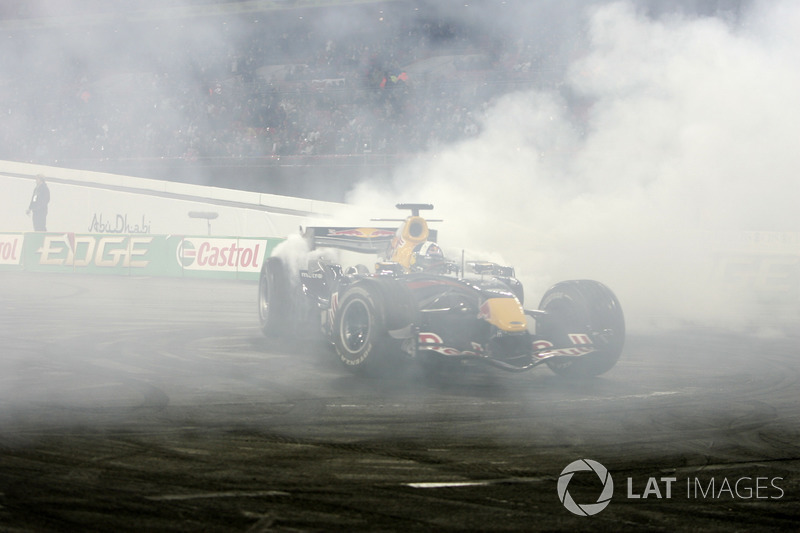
[333,284,392,373]
[538,280,625,377]
[258,257,291,337]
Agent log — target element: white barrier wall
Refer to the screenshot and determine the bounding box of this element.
[4,160,797,331]
[1,161,346,238]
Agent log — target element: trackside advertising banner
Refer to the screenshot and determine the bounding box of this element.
[26,233,173,276]
[710,231,800,305]
[0,232,283,280]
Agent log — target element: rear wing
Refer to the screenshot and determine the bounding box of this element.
[304,226,437,254]
[304,227,395,254]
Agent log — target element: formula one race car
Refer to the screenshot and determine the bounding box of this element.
[258,204,624,377]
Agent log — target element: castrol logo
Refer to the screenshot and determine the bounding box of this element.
[177,238,266,272]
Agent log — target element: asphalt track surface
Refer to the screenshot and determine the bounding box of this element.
[0,273,798,532]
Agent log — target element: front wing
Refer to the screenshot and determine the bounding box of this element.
[413,331,599,372]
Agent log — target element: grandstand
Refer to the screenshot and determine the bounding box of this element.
[0,0,742,200]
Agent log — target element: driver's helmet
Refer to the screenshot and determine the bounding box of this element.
[410,241,446,273]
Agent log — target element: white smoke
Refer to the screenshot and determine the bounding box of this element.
[349,1,800,331]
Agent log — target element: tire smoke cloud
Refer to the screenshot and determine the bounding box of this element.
[349,0,800,332]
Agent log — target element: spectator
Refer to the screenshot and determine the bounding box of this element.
[26,174,50,231]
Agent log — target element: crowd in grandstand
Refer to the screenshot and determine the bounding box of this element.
[0,2,568,166]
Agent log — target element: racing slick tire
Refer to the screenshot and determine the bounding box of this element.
[537,280,625,378]
[333,283,395,374]
[258,257,292,337]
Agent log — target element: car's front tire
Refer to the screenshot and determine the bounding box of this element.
[538,280,625,377]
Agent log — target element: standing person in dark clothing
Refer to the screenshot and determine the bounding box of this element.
[26,174,50,231]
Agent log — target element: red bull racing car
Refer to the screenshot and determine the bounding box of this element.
[258,204,624,377]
